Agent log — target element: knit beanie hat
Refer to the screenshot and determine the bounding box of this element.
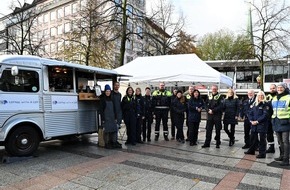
[104,84,111,91]
[277,82,287,89]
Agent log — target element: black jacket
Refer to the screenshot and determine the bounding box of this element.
[223,97,239,125]
[205,93,223,119]
[144,95,153,119]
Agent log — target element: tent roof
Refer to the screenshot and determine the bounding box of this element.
[114,54,233,87]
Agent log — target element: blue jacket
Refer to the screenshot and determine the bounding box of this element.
[240,97,255,119]
[187,97,204,123]
[248,101,269,133]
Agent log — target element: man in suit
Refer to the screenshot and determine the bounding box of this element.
[240,89,255,149]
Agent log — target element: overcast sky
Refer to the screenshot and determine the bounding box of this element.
[1,0,249,37]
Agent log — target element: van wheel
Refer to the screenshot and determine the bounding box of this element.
[5,127,40,157]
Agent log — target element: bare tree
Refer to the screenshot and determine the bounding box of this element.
[111,0,145,66]
[249,0,290,90]
[144,0,185,55]
[57,0,117,68]
[0,0,44,55]
[57,0,144,67]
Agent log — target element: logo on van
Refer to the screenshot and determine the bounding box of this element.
[52,101,58,104]
[0,100,8,104]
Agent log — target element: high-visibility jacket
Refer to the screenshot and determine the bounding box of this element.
[152,90,172,109]
[271,94,290,132]
[271,95,290,119]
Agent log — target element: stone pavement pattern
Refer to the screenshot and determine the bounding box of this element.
[0,121,290,190]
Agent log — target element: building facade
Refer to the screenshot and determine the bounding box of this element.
[0,0,147,66]
[206,58,289,91]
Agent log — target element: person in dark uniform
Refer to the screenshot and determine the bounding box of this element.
[172,90,187,143]
[202,85,223,148]
[240,89,255,149]
[187,89,204,146]
[111,81,122,146]
[121,86,137,145]
[100,84,122,149]
[135,87,145,143]
[223,88,240,146]
[185,85,195,141]
[244,91,270,158]
[143,87,153,142]
[170,88,178,140]
[265,84,276,153]
[152,82,172,141]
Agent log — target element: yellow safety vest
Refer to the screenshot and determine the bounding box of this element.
[152,90,172,97]
[272,95,290,119]
[208,93,221,100]
[266,94,274,101]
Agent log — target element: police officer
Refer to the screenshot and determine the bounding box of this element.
[170,88,178,140]
[202,85,223,148]
[265,84,276,153]
[121,87,137,145]
[240,89,255,149]
[185,85,195,141]
[143,87,153,142]
[135,87,145,143]
[152,82,172,141]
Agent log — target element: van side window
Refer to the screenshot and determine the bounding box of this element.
[48,66,73,92]
[0,69,39,92]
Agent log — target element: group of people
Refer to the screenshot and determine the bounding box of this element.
[99,81,290,166]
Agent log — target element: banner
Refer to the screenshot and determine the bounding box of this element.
[51,96,78,110]
[0,94,39,110]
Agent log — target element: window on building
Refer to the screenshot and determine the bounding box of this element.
[50,43,56,53]
[57,8,63,18]
[136,26,143,39]
[50,11,56,21]
[127,22,133,32]
[80,0,87,10]
[44,44,49,53]
[126,5,133,17]
[64,5,71,16]
[57,25,63,35]
[126,40,132,50]
[264,65,287,82]
[64,22,71,33]
[273,65,284,82]
[57,41,64,51]
[44,13,49,23]
[50,27,57,37]
[43,29,49,39]
[72,3,78,14]
[0,69,39,92]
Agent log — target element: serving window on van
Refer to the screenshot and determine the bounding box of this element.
[48,66,74,92]
[0,69,39,92]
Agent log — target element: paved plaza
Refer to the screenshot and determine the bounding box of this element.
[0,121,290,190]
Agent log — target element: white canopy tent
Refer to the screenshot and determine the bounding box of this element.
[114,54,233,88]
